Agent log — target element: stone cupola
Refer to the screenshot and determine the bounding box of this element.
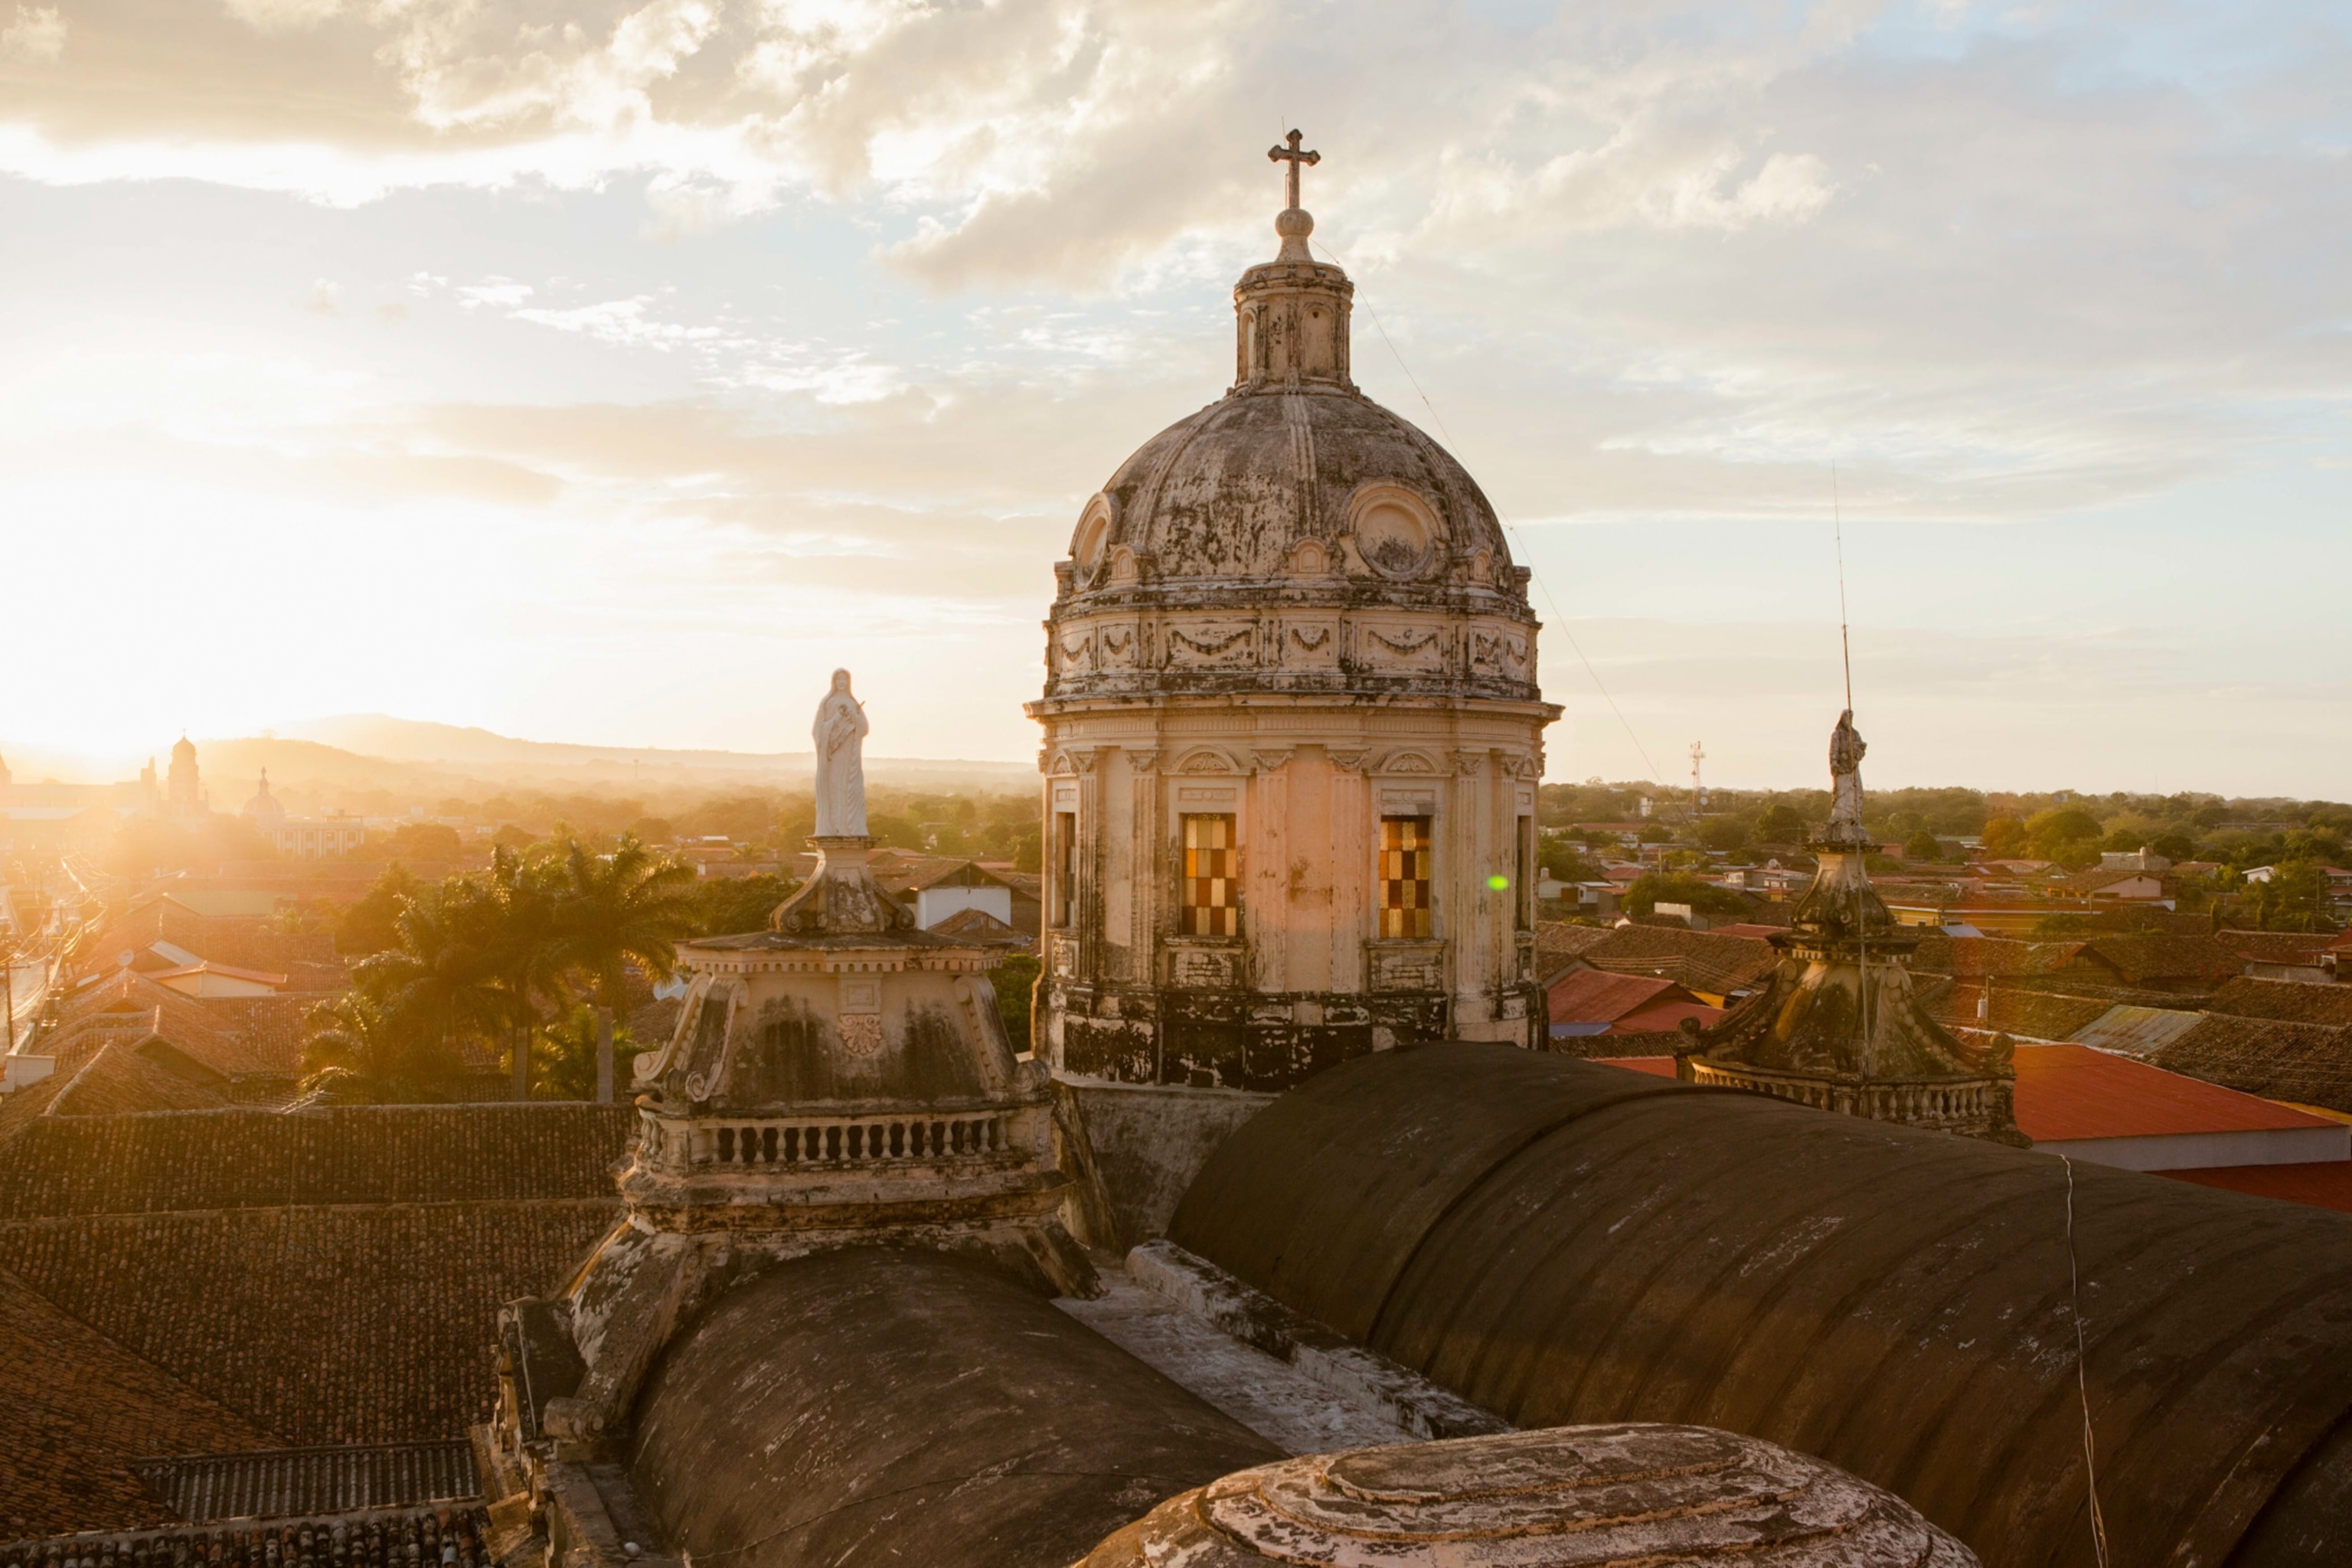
[1233,131,1354,390]
[1678,712,2027,1145]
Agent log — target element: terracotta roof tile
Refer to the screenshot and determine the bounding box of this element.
[2154,1014,2352,1115]
[2081,934,2251,985]
[2203,977,2352,1027]
[1579,927,1779,997]
[45,1044,237,1118]
[0,1266,273,1539]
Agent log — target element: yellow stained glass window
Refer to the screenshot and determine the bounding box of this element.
[1181,813,1239,936]
[1380,816,1432,939]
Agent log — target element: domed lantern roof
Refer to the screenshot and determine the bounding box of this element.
[1042,132,1538,709]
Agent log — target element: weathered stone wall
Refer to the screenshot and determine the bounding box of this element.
[1062,1080,1273,1251]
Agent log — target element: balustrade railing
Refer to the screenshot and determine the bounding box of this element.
[647,1111,1019,1171]
[1686,1062,1998,1127]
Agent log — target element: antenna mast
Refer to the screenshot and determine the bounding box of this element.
[1689,741,1706,819]
[1832,461,1853,713]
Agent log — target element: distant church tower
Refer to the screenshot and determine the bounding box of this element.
[1028,133,1560,1095]
[165,733,205,820]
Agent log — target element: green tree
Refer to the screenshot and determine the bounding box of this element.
[991,954,1040,1053]
[337,864,421,956]
[688,874,799,938]
[531,1003,646,1100]
[1621,873,1753,922]
[2151,831,2197,862]
[298,989,463,1103]
[2243,862,2332,932]
[1903,829,1945,863]
[1697,817,1749,852]
[1981,817,2029,858]
[1753,802,1808,844]
[354,877,508,1067]
[2027,807,2103,864]
[549,835,701,1012]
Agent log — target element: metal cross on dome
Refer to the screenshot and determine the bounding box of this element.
[1269,129,1320,211]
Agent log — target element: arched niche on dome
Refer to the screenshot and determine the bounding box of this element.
[1344,482,1446,581]
[1071,494,1118,586]
[1285,537,1335,577]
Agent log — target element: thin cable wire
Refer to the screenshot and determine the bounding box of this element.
[1831,460,1853,714]
[1312,236,1664,786]
[2060,1154,2114,1568]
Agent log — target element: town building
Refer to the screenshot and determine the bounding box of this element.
[238,771,368,858]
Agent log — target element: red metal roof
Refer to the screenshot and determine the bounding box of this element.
[1597,1055,1678,1077]
[2010,1044,2336,1142]
[1592,1047,2334,1143]
[2162,1161,2352,1214]
[1544,969,1681,1025]
[1613,998,1726,1035]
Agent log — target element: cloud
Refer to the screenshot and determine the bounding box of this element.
[1,4,64,63]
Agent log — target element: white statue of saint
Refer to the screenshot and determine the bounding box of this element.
[812,669,869,838]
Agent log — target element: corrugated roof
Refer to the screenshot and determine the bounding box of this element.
[129,1440,477,1523]
[2070,1004,2207,1058]
[1543,969,1680,1025]
[1579,926,1779,996]
[2009,1044,2336,1142]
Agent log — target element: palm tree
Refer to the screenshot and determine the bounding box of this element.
[299,989,460,1103]
[550,834,701,1014]
[481,846,565,1099]
[355,877,508,1075]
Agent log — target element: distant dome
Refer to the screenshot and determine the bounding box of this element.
[1076,386,1514,585]
[172,734,197,760]
[240,769,286,828]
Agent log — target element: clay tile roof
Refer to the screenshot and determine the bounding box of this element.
[0,1104,635,1470]
[2081,934,2250,985]
[2154,1014,2352,1115]
[2221,931,2340,964]
[1534,923,1615,965]
[0,1266,276,1538]
[1917,984,2113,1044]
[1580,926,1780,996]
[1908,936,2084,978]
[2203,977,2352,1027]
[45,1043,236,1118]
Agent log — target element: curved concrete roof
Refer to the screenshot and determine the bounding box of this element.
[1166,1042,2352,1568]
[628,1247,1281,1568]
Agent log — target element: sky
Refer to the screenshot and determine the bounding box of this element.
[0,0,2347,795]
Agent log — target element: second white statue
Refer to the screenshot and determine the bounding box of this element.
[812,668,869,838]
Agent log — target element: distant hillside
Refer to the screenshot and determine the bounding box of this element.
[279,715,805,771]
[263,714,1035,790]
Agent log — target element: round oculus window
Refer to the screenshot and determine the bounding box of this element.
[1356,500,1434,579]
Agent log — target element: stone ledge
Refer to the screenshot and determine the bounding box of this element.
[1125,1238,1508,1442]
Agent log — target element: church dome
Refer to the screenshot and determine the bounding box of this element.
[1037,148,1540,709]
[1077,385,1515,586]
